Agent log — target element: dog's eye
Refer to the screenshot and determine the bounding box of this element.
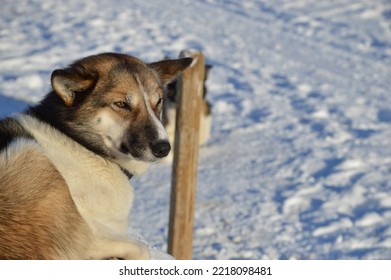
[114,101,130,110]
[156,98,163,108]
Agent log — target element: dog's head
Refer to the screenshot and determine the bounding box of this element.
[49,53,192,163]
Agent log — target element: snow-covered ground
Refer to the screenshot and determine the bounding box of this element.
[1,0,391,259]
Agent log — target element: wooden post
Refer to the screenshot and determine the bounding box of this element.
[167,51,205,259]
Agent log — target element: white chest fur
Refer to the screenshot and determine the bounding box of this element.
[17,115,133,234]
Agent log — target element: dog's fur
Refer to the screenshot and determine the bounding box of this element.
[0,53,192,259]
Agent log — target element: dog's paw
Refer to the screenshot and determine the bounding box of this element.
[123,241,150,260]
[90,236,151,260]
[135,242,151,260]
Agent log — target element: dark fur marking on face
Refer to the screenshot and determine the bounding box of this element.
[119,118,160,160]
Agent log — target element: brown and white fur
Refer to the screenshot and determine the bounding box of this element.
[0,53,192,259]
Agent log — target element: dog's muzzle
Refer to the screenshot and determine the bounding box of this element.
[149,140,171,158]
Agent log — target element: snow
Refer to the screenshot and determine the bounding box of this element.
[313,218,354,237]
[1,0,391,259]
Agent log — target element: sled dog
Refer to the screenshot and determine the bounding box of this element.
[0,53,192,259]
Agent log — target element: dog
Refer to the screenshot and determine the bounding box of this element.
[0,53,192,259]
[162,63,212,162]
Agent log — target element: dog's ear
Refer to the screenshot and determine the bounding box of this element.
[51,66,98,107]
[149,57,193,85]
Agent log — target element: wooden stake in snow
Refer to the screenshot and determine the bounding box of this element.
[167,51,205,260]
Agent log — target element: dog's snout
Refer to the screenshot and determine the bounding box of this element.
[150,140,171,158]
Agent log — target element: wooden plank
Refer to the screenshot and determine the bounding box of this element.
[167,51,205,259]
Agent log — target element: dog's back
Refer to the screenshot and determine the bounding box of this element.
[0,121,90,259]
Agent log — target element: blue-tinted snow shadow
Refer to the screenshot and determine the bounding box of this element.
[0,95,28,118]
[271,74,296,91]
[378,108,391,123]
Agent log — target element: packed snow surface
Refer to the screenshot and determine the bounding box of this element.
[1,0,391,259]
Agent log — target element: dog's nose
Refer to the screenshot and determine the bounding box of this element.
[150,140,171,158]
